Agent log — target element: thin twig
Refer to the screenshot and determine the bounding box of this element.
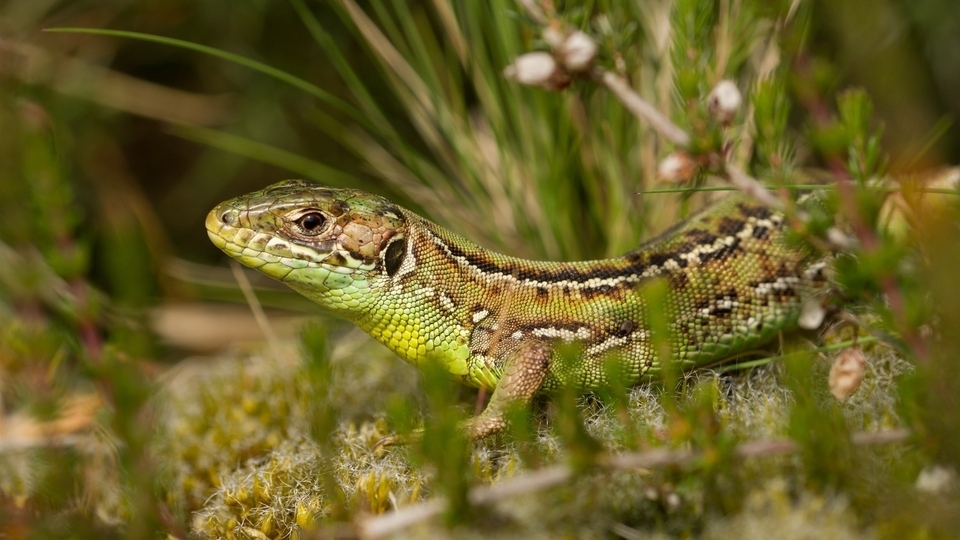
[468,465,572,505]
[516,0,548,24]
[358,429,910,537]
[723,162,785,210]
[599,71,691,147]
[358,499,447,538]
[229,260,279,349]
[0,435,86,451]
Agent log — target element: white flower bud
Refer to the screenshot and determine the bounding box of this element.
[826,227,856,250]
[798,298,826,330]
[503,52,567,90]
[656,152,697,183]
[542,26,565,49]
[916,465,957,495]
[829,347,866,401]
[707,80,742,123]
[560,30,598,72]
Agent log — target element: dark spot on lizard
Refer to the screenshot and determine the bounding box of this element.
[685,228,719,245]
[717,217,746,236]
[699,238,742,263]
[648,252,688,269]
[329,200,350,216]
[736,202,773,220]
[716,289,739,301]
[383,238,407,277]
[616,320,635,337]
[326,252,348,266]
[625,251,645,264]
[775,262,794,277]
[648,252,670,266]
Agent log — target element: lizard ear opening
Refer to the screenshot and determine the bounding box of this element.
[383,237,407,277]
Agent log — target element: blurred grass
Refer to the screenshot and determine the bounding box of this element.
[1,0,960,538]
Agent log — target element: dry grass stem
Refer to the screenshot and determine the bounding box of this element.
[358,429,910,537]
[599,70,692,147]
[0,38,235,125]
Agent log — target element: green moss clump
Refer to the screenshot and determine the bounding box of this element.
[703,479,867,540]
[156,325,923,540]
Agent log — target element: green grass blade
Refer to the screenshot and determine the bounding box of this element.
[287,0,397,140]
[43,27,373,130]
[169,124,358,187]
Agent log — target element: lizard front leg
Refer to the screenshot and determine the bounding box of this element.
[463,341,553,439]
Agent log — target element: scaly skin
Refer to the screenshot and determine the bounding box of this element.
[207,179,828,438]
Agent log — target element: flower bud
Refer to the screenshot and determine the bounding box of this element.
[503,52,568,90]
[656,152,697,183]
[826,227,856,250]
[560,30,598,72]
[798,298,826,330]
[829,347,866,401]
[707,80,742,123]
[542,26,565,49]
[916,465,957,495]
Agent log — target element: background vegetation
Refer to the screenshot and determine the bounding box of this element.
[1,0,959,538]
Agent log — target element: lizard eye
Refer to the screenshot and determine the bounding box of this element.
[295,212,327,235]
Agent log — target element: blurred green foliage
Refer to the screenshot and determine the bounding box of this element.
[1,0,959,538]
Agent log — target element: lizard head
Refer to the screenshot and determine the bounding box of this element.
[206,179,409,313]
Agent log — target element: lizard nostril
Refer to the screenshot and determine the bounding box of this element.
[220,208,238,225]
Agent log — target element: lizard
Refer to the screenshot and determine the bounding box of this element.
[206,179,829,439]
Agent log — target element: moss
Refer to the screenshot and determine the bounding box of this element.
[703,479,869,540]
[152,324,930,539]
